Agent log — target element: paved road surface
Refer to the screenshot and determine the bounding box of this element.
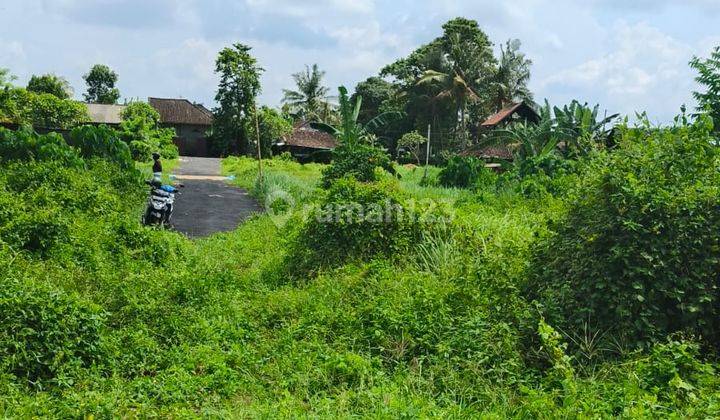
[170,157,262,238]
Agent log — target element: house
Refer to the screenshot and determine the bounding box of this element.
[85,103,126,126]
[459,102,541,168]
[480,101,540,130]
[273,122,338,162]
[148,98,213,157]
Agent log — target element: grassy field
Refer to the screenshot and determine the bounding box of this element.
[2,133,719,417]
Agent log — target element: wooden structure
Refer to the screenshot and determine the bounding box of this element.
[461,101,540,163]
[273,122,338,162]
[148,98,213,157]
[480,101,540,129]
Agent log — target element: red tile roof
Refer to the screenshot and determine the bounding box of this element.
[148,97,213,126]
[481,102,539,128]
[481,103,525,127]
[282,123,338,150]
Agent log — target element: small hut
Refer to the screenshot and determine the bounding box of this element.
[273,122,338,162]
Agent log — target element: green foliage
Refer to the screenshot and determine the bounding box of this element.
[26,74,72,99]
[67,125,133,168]
[321,142,392,187]
[690,45,720,133]
[491,39,534,111]
[0,127,82,165]
[282,64,334,122]
[0,88,88,129]
[529,116,720,349]
[288,178,446,273]
[82,64,120,104]
[0,67,16,89]
[438,155,495,188]
[397,130,426,164]
[0,280,104,388]
[244,105,292,157]
[211,43,262,156]
[319,86,395,187]
[381,17,500,153]
[118,102,178,161]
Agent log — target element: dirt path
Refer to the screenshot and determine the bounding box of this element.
[170,157,262,238]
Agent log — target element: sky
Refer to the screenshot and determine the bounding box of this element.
[1,0,719,123]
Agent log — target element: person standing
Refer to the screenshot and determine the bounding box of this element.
[152,152,162,182]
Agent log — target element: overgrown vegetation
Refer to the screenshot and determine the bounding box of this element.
[3,17,720,419]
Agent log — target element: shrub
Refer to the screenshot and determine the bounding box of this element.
[438,155,495,189]
[67,125,133,168]
[288,177,448,273]
[119,102,178,161]
[0,280,105,387]
[0,127,82,165]
[129,140,153,161]
[321,143,392,188]
[0,88,88,129]
[528,116,720,348]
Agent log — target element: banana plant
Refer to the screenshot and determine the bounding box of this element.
[551,100,619,157]
[311,86,401,147]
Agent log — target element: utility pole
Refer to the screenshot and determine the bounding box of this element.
[254,104,263,183]
[423,124,431,180]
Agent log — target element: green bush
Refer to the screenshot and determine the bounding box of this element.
[129,140,153,161]
[438,156,495,189]
[119,102,178,161]
[321,143,392,187]
[0,127,82,165]
[288,177,449,273]
[67,125,133,169]
[0,280,105,388]
[528,117,720,348]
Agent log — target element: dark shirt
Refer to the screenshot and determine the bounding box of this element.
[153,160,163,173]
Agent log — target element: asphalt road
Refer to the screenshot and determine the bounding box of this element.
[170,157,262,238]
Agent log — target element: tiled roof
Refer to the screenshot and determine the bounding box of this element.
[85,103,126,124]
[281,124,338,150]
[148,97,213,126]
[481,103,525,127]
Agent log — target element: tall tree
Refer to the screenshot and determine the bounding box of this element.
[27,74,73,99]
[282,64,333,121]
[0,68,16,89]
[211,43,262,156]
[491,39,533,112]
[381,17,497,153]
[690,46,720,133]
[83,64,120,104]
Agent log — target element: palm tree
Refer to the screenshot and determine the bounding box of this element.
[282,64,333,122]
[313,86,400,146]
[491,39,533,112]
[417,68,478,149]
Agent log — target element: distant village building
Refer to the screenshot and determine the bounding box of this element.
[480,101,540,130]
[83,98,214,157]
[148,98,213,157]
[273,122,338,162]
[462,101,540,163]
[85,103,126,126]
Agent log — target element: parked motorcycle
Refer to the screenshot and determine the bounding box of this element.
[142,180,180,226]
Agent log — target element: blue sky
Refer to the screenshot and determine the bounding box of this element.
[2,0,719,122]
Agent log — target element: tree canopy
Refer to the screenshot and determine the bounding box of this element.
[282,64,334,122]
[211,43,263,156]
[83,64,120,104]
[690,46,720,133]
[27,74,73,99]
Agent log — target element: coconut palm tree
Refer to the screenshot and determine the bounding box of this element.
[491,39,534,112]
[282,64,334,122]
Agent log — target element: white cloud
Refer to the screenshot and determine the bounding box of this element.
[539,22,694,120]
